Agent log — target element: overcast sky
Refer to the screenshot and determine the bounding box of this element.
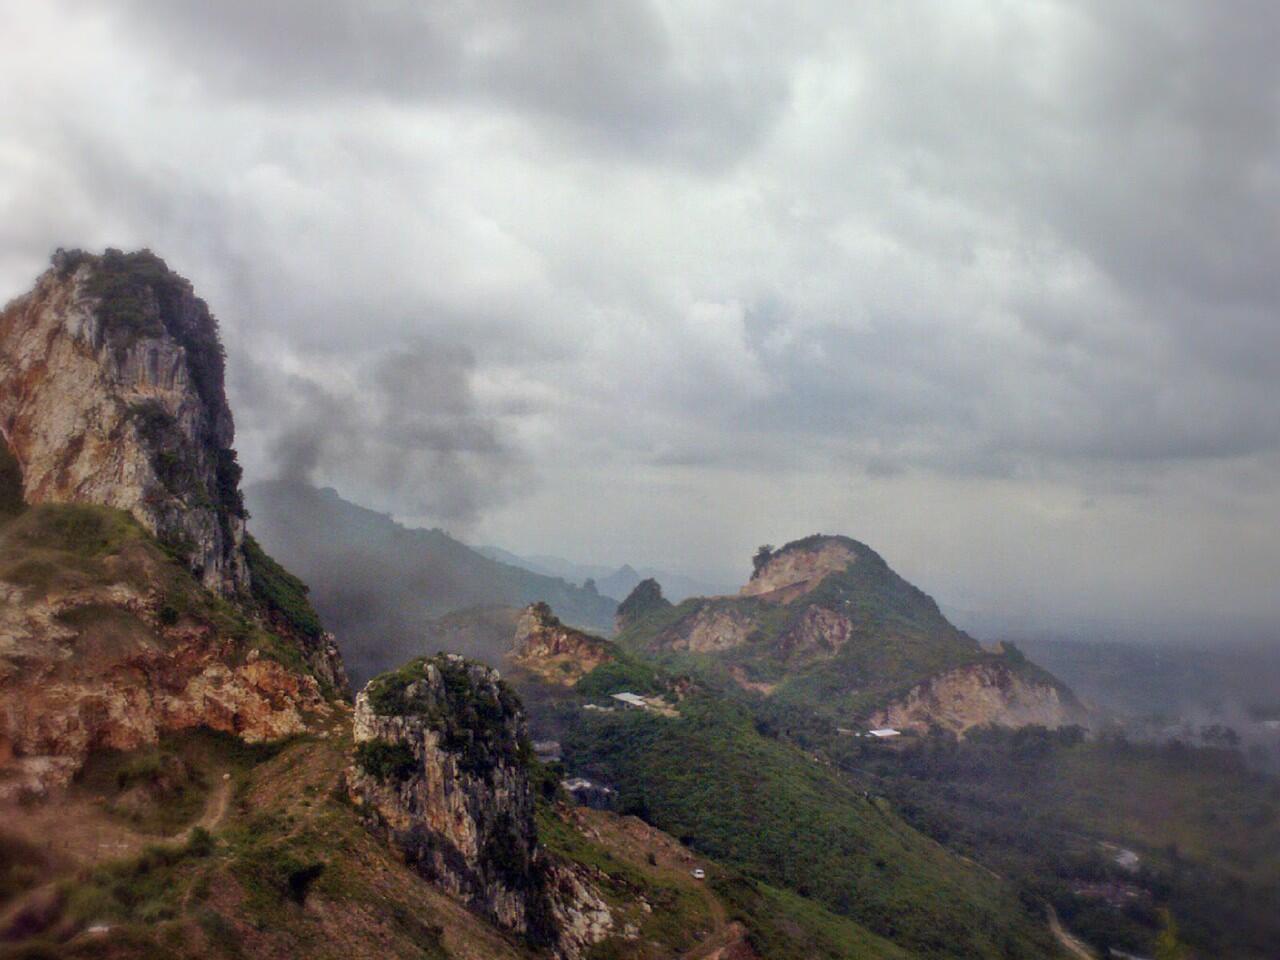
[2,1,1278,640]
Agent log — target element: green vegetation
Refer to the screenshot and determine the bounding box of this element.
[244,534,324,639]
[711,874,911,960]
[563,695,1057,959]
[1,503,142,559]
[614,577,671,629]
[574,652,666,698]
[364,655,529,775]
[354,741,416,782]
[63,831,220,929]
[862,725,1280,959]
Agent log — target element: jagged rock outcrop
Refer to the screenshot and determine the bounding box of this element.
[0,250,349,796]
[348,654,613,958]
[868,661,1083,736]
[508,602,614,686]
[0,249,248,596]
[0,506,331,798]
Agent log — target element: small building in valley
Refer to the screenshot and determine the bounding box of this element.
[611,692,649,710]
[867,727,902,738]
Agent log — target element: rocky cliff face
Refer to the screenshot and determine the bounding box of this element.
[508,602,614,686]
[0,249,348,797]
[741,538,860,602]
[0,250,248,596]
[348,654,613,958]
[0,505,332,798]
[868,660,1082,736]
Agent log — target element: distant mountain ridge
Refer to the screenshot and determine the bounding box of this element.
[244,481,618,684]
[475,545,731,602]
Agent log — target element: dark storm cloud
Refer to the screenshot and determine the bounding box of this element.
[3,1,1279,629]
[243,341,526,531]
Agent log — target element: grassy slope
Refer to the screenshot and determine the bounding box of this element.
[0,725,521,960]
[1,721,916,960]
[0,496,335,691]
[561,696,1062,960]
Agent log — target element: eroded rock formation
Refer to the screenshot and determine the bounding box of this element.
[0,250,347,796]
[348,654,614,958]
[0,507,331,798]
[0,249,249,596]
[740,538,860,602]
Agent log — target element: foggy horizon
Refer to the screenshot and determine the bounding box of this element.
[3,2,1278,644]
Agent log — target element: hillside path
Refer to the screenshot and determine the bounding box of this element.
[1047,904,1098,960]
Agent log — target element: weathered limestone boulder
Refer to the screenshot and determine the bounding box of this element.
[348,654,613,957]
[0,249,249,596]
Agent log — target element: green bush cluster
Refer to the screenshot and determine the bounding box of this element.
[355,741,417,782]
[244,533,324,639]
[574,654,665,698]
[365,655,528,777]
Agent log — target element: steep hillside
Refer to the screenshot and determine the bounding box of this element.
[618,536,1083,734]
[244,481,618,684]
[0,501,341,797]
[507,603,617,687]
[867,726,1280,959]
[0,251,346,797]
[562,694,1064,959]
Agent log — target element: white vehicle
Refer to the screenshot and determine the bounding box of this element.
[691,868,706,880]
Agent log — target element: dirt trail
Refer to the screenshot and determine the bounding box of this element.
[1047,904,1098,960]
[180,774,231,840]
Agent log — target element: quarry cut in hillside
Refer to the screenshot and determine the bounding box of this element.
[508,601,616,686]
[0,249,249,596]
[348,654,614,958]
[741,537,863,602]
[868,660,1081,735]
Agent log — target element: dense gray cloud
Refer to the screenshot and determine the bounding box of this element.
[237,340,525,530]
[1,1,1278,637]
